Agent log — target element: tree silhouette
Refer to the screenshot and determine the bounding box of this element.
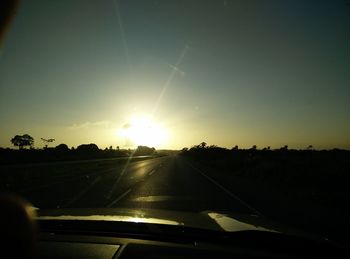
[200,142,207,148]
[11,134,34,149]
[41,138,55,149]
[281,145,288,151]
[77,143,99,152]
[134,146,156,155]
[55,143,69,152]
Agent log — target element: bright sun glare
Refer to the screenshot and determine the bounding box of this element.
[119,115,167,148]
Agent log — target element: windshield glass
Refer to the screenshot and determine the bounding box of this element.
[0,0,349,244]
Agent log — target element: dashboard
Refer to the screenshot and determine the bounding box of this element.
[37,221,349,259]
[40,233,299,259]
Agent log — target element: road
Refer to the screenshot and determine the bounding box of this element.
[7,155,258,214]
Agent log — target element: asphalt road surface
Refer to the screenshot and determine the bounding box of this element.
[6,156,259,215]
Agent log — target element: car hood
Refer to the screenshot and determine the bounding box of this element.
[37,207,280,233]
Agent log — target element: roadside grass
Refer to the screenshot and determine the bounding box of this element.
[0,156,154,191]
[183,150,350,244]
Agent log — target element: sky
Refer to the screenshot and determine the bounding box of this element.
[0,0,349,150]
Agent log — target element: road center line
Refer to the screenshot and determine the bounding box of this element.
[107,189,131,207]
[186,160,263,216]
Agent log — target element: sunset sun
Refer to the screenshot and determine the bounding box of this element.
[119,115,167,148]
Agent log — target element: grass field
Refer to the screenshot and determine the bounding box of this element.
[0,156,154,193]
[182,148,350,244]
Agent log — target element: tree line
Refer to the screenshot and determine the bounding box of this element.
[1,134,157,165]
[8,134,155,153]
[182,142,315,152]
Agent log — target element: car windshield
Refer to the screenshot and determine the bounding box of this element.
[0,0,349,245]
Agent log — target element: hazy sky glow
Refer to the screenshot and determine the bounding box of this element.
[0,0,349,149]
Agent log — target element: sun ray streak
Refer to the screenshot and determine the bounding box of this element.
[106,149,137,200]
[113,0,132,72]
[152,44,190,115]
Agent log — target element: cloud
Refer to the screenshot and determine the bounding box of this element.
[68,120,113,130]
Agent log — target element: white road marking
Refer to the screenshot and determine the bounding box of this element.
[186,161,263,216]
[107,168,128,199]
[107,188,131,207]
[107,160,163,199]
[133,195,191,202]
[63,176,102,207]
